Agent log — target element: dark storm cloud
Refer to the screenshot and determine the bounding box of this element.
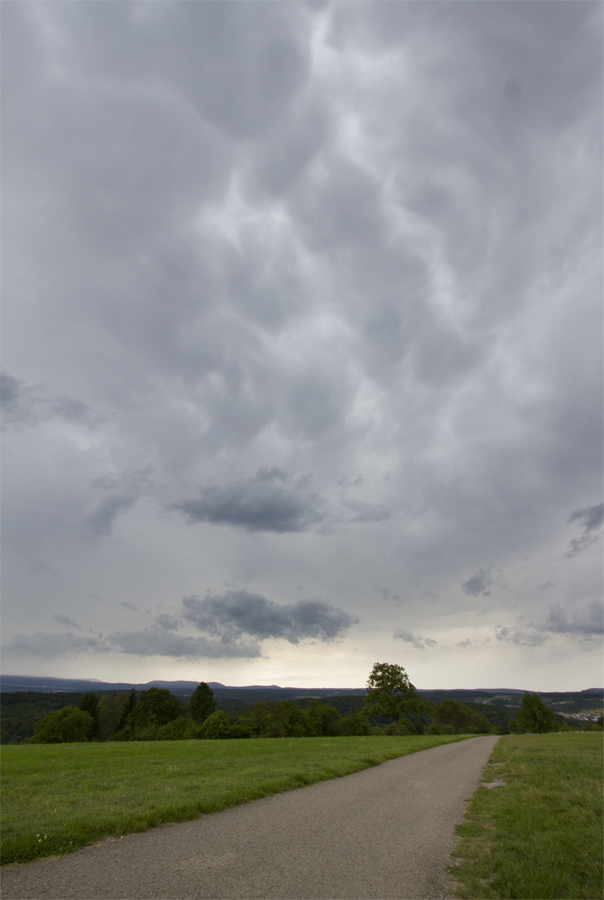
[174,468,324,533]
[1,373,97,429]
[182,591,356,644]
[544,601,603,636]
[1,1,602,685]
[393,629,437,650]
[565,502,604,557]
[462,570,494,597]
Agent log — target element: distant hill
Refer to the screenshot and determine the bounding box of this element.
[2,674,601,699]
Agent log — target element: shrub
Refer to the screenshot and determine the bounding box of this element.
[200,710,232,739]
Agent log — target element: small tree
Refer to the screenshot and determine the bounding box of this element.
[77,692,101,740]
[363,662,422,735]
[517,692,558,733]
[29,707,93,743]
[188,683,217,724]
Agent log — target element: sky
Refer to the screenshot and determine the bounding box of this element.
[2,1,602,692]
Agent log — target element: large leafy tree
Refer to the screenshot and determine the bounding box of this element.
[517,692,558,733]
[29,707,93,743]
[363,662,422,735]
[188,682,217,724]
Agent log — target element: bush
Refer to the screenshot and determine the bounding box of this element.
[200,710,232,739]
[155,717,203,740]
[427,723,454,735]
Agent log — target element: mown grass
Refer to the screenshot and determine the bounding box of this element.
[1,734,467,865]
[448,733,603,900]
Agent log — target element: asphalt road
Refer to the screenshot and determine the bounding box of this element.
[2,735,499,900]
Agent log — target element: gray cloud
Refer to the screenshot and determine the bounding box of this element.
[393,629,437,650]
[494,625,549,647]
[3,632,108,658]
[565,502,604,557]
[462,569,495,597]
[1,372,97,429]
[174,468,324,533]
[544,600,603,636]
[85,467,155,537]
[182,590,356,644]
[107,627,261,659]
[52,615,82,630]
[154,614,181,631]
[344,500,391,524]
[2,627,261,660]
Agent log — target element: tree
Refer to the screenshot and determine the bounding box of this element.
[115,689,137,733]
[98,692,131,740]
[188,683,217,724]
[517,692,558,733]
[77,692,101,739]
[337,711,371,736]
[29,707,93,743]
[130,688,183,730]
[363,662,423,735]
[304,700,340,736]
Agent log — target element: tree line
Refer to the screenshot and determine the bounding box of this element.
[19,662,594,744]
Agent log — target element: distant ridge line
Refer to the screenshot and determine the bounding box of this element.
[1,675,601,695]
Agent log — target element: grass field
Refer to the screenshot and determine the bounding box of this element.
[1,733,467,866]
[449,733,603,900]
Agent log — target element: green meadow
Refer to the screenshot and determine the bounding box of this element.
[1,733,465,865]
[449,733,603,900]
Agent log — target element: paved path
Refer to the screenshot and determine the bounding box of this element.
[2,736,499,900]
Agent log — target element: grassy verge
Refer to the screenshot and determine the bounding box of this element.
[2,734,467,865]
[448,733,603,900]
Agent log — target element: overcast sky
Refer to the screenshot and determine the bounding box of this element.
[2,1,602,691]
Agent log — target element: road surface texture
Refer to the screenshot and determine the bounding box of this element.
[2,735,499,900]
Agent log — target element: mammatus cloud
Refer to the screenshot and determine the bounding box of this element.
[393,629,437,650]
[1,372,97,429]
[174,468,324,533]
[462,569,495,597]
[182,590,356,644]
[544,600,603,636]
[565,502,603,557]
